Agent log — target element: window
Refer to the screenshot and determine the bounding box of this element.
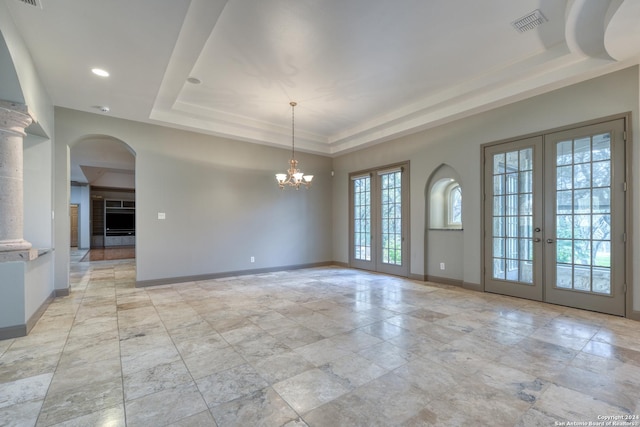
[448,184,462,226]
[429,178,463,230]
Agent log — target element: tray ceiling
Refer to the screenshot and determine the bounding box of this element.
[4,0,640,156]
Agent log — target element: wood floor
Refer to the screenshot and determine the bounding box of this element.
[80,247,135,262]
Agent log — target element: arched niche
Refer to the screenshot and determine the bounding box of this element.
[428,164,462,230]
[424,163,464,284]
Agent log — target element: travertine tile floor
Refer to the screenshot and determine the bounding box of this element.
[1,254,640,426]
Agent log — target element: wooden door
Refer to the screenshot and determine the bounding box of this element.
[70,204,79,247]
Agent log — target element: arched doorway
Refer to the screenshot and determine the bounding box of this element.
[69,135,136,263]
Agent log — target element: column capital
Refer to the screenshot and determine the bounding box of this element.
[0,100,34,137]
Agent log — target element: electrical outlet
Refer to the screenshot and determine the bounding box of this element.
[440,262,445,270]
[250,256,255,263]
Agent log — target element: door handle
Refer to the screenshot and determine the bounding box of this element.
[534,238,541,242]
[534,227,541,232]
[546,239,554,244]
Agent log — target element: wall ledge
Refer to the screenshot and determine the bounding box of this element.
[0,248,38,263]
[0,248,51,263]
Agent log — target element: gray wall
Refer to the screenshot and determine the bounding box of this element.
[0,262,25,329]
[333,66,640,310]
[24,135,53,249]
[1,3,56,331]
[54,108,333,283]
[25,252,54,322]
[427,231,463,282]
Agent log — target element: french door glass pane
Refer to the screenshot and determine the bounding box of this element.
[554,133,612,294]
[353,176,371,261]
[381,171,402,265]
[492,148,533,283]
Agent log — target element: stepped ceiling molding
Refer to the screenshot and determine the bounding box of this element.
[5,0,640,156]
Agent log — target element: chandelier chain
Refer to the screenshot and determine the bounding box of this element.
[291,101,296,160]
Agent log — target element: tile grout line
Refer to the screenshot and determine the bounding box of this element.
[34,262,93,427]
[114,263,128,427]
[146,281,219,426]
[23,259,639,425]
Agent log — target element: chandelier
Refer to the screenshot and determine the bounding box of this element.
[276,101,313,189]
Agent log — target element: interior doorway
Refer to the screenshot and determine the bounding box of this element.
[483,117,628,316]
[70,136,136,262]
[70,204,79,247]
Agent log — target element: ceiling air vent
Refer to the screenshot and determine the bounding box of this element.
[17,0,41,7]
[512,9,547,33]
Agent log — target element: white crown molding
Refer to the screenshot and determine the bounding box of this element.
[150,106,330,155]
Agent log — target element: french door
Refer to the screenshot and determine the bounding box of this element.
[484,136,544,301]
[484,118,627,316]
[350,164,409,277]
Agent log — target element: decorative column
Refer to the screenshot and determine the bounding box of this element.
[0,100,34,253]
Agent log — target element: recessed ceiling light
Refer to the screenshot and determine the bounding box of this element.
[187,77,201,84]
[91,68,110,77]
